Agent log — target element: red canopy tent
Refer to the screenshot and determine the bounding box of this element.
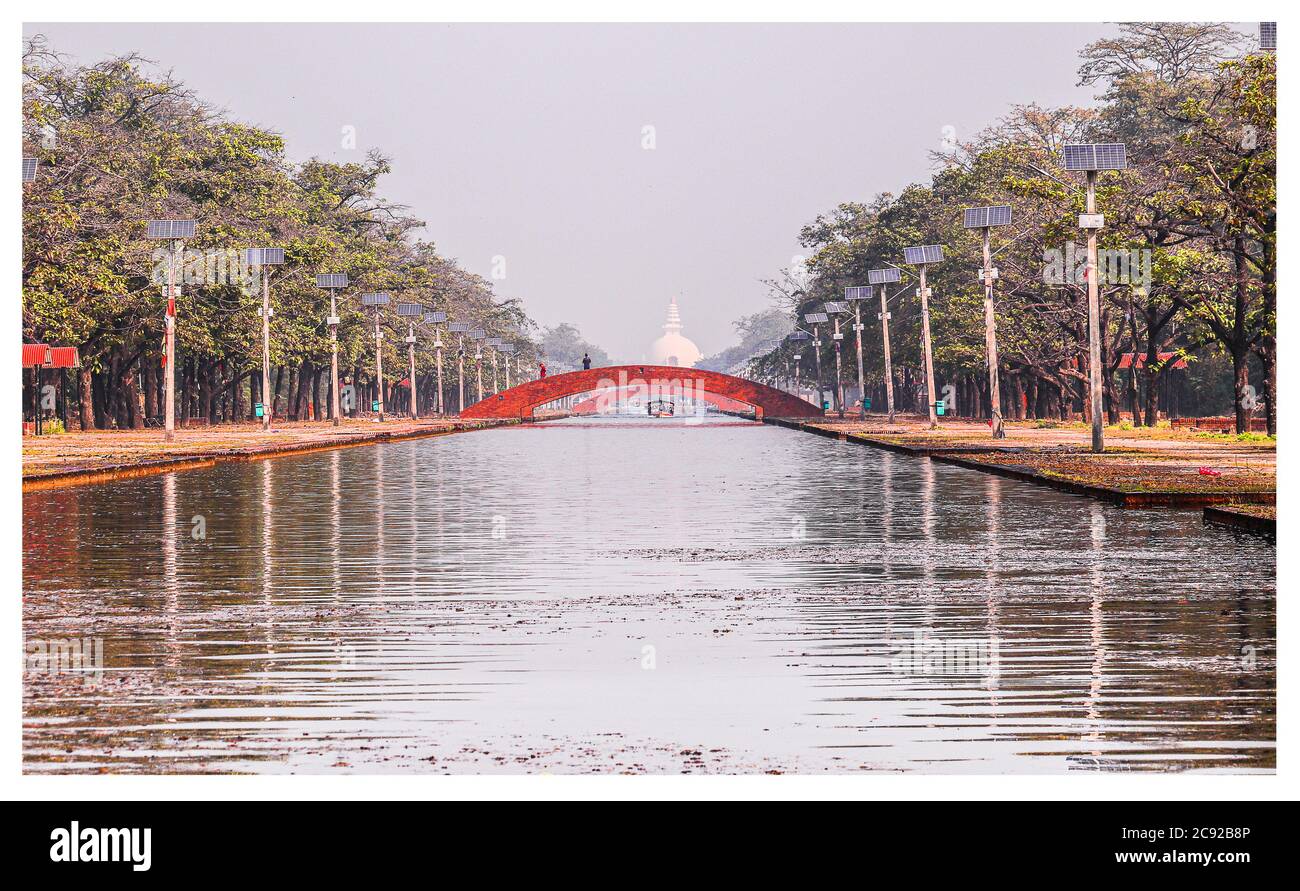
[23,343,80,435]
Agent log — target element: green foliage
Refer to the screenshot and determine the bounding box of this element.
[22,37,542,407]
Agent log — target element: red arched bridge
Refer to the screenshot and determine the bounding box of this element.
[460,365,822,420]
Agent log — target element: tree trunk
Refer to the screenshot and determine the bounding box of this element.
[77,364,94,431]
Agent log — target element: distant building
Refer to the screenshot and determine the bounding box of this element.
[649,297,701,367]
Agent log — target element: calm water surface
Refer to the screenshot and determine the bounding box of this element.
[23,417,1275,773]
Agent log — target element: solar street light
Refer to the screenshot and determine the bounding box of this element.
[903,245,945,427]
[395,304,424,417]
[421,312,449,414]
[1061,142,1128,453]
[358,295,392,420]
[802,313,830,411]
[447,322,470,412]
[963,206,1014,438]
[820,304,851,416]
[22,158,37,183]
[247,248,285,430]
[316,273,350,424]
[498,342,517,389]
[146,219,197,441]
[843,287,875,419]
[1260,22,1276,51]
[868,269,901,422]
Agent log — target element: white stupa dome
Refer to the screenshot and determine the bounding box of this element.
[649,297,702,367]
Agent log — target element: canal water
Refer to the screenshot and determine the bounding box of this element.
[23,416,1275,773]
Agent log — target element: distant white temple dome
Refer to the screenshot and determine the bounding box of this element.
[649,297,701,367]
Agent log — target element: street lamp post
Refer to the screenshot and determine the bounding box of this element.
[147,220,197,442]
[469,328,486,403]
[486,337,503,394]
[823,301,850,418]
[247,249,285,430]
[869,267,902,424]
[500,343,516,389]
[316,273,349,425]
[448,322,470,413]
[396,302,424,419]
[1062,142,1128,453]
[844,287,870,419]
[962,205,1014,438]
[423,311,448,415]
[360,292,392,421]
[786,329,812,405]
[804,311,829,413]
[903,245,945,428]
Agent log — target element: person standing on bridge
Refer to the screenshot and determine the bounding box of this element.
[539,362,547,379]
[582,353,591,370]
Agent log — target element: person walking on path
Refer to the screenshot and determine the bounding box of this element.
[582,353,591,370]
[539,362,547,379]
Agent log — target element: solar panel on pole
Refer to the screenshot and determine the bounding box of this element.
[245,248,285,266]
[22,158,38,183]
[1062,143,1126,171]
[360,292,391,306]
[1261,22,1277,50]
[469,328,486,340]
[396,302,424,316]
[788,330,812,342]
[822,301,848,314]
[486,337,503,347]
[844,286,872,301]
[423,311,448,324]
[903,245,944,265]
[316,273,349,289]
[868,267,901,285]
[803,312,829,324]
[498,343,516,354]
[448,322,470,333]
[146,220,196,239]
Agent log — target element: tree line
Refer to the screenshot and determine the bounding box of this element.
[22,37,541,430]
[748,23,1275,434]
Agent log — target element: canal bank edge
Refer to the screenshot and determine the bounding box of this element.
[763,417,1276,512]
[21,417,524,492]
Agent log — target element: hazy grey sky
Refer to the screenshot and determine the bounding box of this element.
[26,22,1116,360]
